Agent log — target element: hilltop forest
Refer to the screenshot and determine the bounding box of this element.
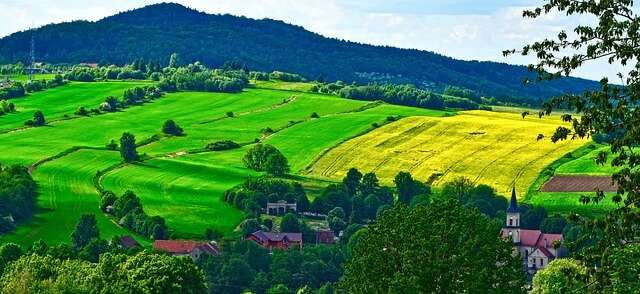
[0,3,600,106]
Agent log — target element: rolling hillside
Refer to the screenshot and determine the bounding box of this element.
[0,3,600,105]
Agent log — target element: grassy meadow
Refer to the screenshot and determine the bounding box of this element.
[308,110,590,198]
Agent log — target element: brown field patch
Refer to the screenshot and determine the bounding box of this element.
[541,175,617,192]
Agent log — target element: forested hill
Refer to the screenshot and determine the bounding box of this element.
[0,2,598,104]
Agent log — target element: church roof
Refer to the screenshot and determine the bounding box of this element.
[506,187,519,213]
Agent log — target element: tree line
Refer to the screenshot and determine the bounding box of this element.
[0,164,37,233]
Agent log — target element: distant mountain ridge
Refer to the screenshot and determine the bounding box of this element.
[0,2,599,104]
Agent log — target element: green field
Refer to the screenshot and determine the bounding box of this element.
[554,145,621,175]
[101,151,259,236]
[0,149,145,247]
[0,81,151,133]
[0,80,611,247]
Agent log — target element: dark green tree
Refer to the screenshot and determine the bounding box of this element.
[295,194,310,214]
[279,213,300,233]
[359,172,379,197]
[363,194,381,220]
[71,213,100,252]
[241,218,261,238]
[78,238,109,263]
[349,195,364,225]
[342,167,362,196]
[264,153,290,176]
[119,132,139,162]
[33,110,45,126]
[220,258,255,291]
[339,200,525,293]
[99,190,118,212]
[540,213,568,234]
[161,119,183,136]
[169,53,181,68]
[243,144,287,172]
[393,171,426,205]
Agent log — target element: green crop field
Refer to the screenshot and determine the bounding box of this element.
[7,74,57,82]
[0,81,151,133]
[100,151,260,236]
[0,80,603,246]
[0,149,143,248]
[309,110,590,198]
[554,145,622,175]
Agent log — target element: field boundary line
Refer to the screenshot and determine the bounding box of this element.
[300,115,403,174]
[192,93,299,126]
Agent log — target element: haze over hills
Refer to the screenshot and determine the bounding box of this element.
[0,2,599,104]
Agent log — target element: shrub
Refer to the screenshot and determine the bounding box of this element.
[161,119,183,136]
[74,106,89,116]
[310,112,319,118]
[371,122,379,128]
[205,140,240,151]
[226,111,234,117]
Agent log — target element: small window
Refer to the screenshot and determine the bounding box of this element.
[509,217,513,226]
[539,258,543,266]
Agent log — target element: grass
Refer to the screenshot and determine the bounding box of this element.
[0,149,148,248]
[251,80,315,92]
[554,145,622,175]
[309,110,590,198]
[528,192,620,218]
[0,81,151,133]
[7,74,58,82]
[100,151,260,236]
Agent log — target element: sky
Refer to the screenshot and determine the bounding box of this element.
[0,0,626,81]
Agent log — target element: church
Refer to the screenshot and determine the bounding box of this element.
[501,188,564,272]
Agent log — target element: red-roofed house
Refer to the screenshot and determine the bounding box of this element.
[501,188,565,272]
[245,231,303,251]
[153,240,221,260]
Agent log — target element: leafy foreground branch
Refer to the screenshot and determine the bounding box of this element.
[505,0,640,291]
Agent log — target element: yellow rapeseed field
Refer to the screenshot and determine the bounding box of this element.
[308,110,589,198]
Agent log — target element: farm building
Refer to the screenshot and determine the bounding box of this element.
[246,231,302,251]
[502,188,565,273]
[315,230,335,245]
[153,240,221,260]
[118,235,143,249]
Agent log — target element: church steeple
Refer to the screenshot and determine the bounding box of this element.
[506,187,519,213]
[505,187,521,244]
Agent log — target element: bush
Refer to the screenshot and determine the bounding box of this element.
[205,140,240,151]
[226,111,234,117]
[371,122,379,128]
[74,106,89,116]
[161,119,183,136]
[310,112,319,118]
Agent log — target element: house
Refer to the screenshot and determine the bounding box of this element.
[245,231,302,251]
[316,230,335,245]
[502,188,565,273]
[119,235,143,249]
[153,240,221,260]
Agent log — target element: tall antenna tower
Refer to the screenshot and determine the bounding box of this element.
[28,22,35,82]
